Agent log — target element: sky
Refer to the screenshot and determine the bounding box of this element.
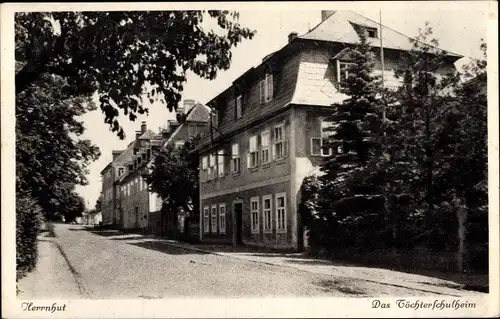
[75,3,490,209]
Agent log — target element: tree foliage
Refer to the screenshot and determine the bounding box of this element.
[15,11,256,138]
[305,23,488,268]
[16,74,100,221]
[147,136,201,213]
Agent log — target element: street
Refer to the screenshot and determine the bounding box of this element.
[17,223,484,299]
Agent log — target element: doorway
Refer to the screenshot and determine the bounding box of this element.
[135,206,139,228]
[233,202,243,245]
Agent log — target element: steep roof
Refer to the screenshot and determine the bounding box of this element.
[185,102,211,123]
[298,10,463,58]
[163,102,211,147]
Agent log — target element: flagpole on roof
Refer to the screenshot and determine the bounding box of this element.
[379,9,386,121]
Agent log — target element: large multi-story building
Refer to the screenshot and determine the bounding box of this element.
[100,121,161,228]
[193,10,462,250]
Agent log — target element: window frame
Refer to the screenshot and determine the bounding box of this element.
[217,149,225,177]
[275,192,287,233]
[250,197,260,234]
[262,195,272,233]
[260,130,271,164]
[337,61,355,83]
[273,123,287,161]
[248,134,259,168]
[219,203,226,234]
[235,95,242,119]
[211,204,218,234]
[259,73,274,104]
[203,206,210,233]
[201,155,209,182]
[231,143,241,173]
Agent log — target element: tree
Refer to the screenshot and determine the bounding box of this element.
[432,41,488,270]
[15,11,256,138]
[16,74,101,220]
[319,30,387,249]
[390,23,461,249]
[95,192,103,212]
[147,136,201,214]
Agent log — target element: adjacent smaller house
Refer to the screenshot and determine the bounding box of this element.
[147,99,211,236]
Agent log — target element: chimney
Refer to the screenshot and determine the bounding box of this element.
[321,10,336,22]
[135,131,142,140]
[141,121,147,133]
[288,32,298,44]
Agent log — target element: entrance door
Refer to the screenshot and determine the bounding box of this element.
[234,202,243,245]
[135,206,139,228]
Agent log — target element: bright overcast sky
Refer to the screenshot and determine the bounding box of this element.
[75,2,491,208]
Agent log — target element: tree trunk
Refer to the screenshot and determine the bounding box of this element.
[456,203,467,273]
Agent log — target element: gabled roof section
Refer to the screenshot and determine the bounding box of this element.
[185,102,211,123]
[298,10,463,59]
[138,129,157,140]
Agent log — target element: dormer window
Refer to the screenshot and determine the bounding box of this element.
[235,95,242,119]
[118,167,124,176]
[259,73,273,104]
[365,27,378,38]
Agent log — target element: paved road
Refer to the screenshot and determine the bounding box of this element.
[19,223,446,299]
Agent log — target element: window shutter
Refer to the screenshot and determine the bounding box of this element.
[284,140,289,157]
[266,74,273,101]
[259,80,265,104]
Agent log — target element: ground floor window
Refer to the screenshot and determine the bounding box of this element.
[275,193,286,232]
[219,204,226,234]
[211,205,218,233]
[203,206,209,233]
[262,195,272,233]
[250,197,260,233]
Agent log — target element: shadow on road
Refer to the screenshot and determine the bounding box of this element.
[128,240,209,255]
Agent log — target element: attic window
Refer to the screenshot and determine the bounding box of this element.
[366,27,378,38]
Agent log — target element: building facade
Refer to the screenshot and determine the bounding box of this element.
[194,10,462,250]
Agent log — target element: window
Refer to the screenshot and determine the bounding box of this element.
[146,149,151,159]
[203,206,209,233]
[259,74,274,103]
[209,153,217,179]
[260,130,270,164]
[273,124,288,160]
[211,205,218,233]
[217,149,225,177]
[201,156,208,181]
[275,193,287,233]
[219,204,226,234]
[231,143,241,173]
[174,140,185,148]
[338,61,355,83]
[118,167,124,176]
[365,27,378,38]
[211,109,219,127]
[250,197,260,234]
[263,195,272,233]
[235,95,242,119]
[248,135,259,168]
[311,138,333,157]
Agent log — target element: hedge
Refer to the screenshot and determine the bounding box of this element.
[16,194,42,281]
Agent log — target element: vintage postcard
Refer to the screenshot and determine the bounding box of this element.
[1,1,499,318]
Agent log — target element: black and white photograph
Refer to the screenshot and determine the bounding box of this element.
[1,1,498,318]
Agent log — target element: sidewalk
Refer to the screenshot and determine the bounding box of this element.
[17,229,83,299]
[136,235,488,297]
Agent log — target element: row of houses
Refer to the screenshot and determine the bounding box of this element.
[100,10,463,250]
[99,100,211,235]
